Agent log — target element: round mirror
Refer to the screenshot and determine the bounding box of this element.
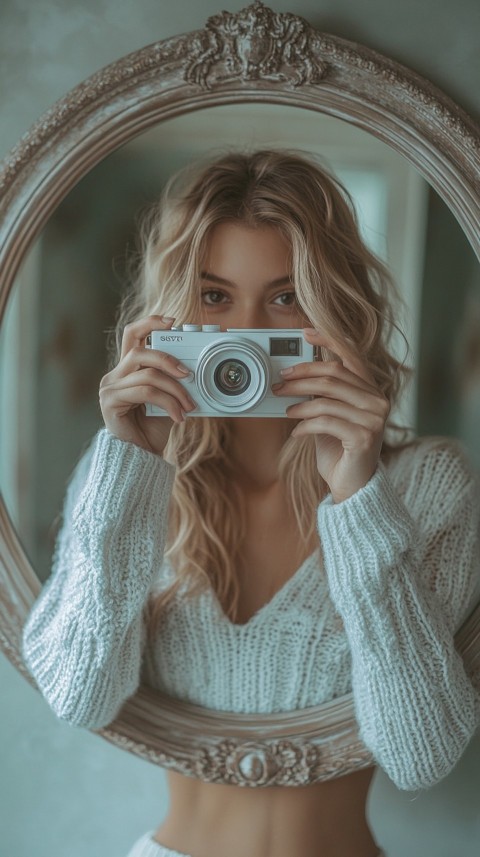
[1,2,479,784]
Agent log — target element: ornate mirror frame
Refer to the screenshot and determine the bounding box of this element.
[1,1,480,787]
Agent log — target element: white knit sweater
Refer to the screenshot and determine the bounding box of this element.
[22,429,480,790]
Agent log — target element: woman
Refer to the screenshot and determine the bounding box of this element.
[23,150,480,857]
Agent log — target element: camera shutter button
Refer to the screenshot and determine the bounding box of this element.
[182,324,202,331]
[202,324,221,332]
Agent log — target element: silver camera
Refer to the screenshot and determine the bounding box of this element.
[145,324,316,418]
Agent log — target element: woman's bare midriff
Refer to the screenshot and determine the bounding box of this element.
[153,766,379,857]
[153,448,380,856]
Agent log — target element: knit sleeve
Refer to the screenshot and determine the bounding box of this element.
[22,428,175,729]
[317,439,480,791]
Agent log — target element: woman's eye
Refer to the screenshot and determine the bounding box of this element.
[201,290,228,305]
[274,292,297,307]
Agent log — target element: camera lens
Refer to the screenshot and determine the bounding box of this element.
[196,338,270,413]
[214,359,251,395]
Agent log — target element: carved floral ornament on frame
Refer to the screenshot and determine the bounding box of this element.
[0,1,480,789]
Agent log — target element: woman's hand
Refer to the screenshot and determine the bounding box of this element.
[272,327,390,503]
[99,315,197,456]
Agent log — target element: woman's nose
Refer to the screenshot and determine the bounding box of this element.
[234,304,270,328]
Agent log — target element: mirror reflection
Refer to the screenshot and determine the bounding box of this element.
[1,104,478,583]
[3,99,480,857]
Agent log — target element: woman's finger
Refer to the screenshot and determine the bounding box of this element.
[303,327,376,387]
[109,344,192,382]
[103,368,196,413]
[286,396,387,432]
[100,383,186,424]
[274,368,381,403]
[278,359,377,396]
[273,373,390,417]
[290,414,373,447]
[120,314,176,359]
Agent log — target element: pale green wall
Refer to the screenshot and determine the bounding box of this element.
[1,1,480,855]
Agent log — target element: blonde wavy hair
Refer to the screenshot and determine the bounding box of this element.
[114,149,412,626]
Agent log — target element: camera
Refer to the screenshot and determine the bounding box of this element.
[145,324,316,417]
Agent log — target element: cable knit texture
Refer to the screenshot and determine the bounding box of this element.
[22,429,480,791]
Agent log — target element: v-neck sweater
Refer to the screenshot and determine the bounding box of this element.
[22,428,480,790]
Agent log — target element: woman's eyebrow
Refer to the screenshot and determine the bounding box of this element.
[200,272,235,287]
[200,272,292,288]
